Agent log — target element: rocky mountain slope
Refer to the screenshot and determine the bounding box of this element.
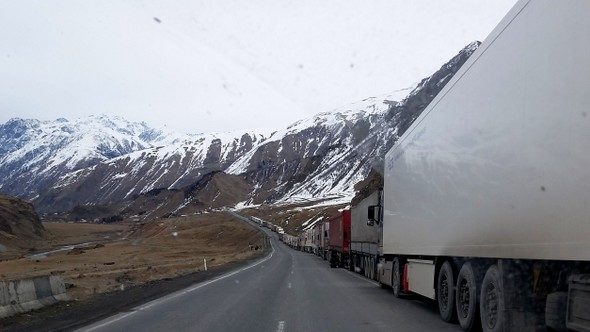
[55,171,254,222]
[0,42,480,214]
[34,129,266,212]
[228,41,480,205]
[0,114,184,199]
[0,194,45,255]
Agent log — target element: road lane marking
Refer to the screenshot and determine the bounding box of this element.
[342,269,380,286]
[277,321,285,332]
[288,282,291,289]
[81,239,276,332]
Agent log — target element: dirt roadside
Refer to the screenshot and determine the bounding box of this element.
[0,212,269,332]
[0,222,128,261]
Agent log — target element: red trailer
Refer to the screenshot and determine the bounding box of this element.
[328,209,351,268]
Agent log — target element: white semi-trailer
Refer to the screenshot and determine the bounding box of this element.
[303,227,317,254]
[319,220,330,260]
[377,0,590,331]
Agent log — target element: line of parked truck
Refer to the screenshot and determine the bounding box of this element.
[275,193,379,282]
[250,216,285,236]
[255,1,590,331]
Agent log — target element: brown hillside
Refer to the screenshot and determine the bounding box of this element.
[0,194,45,257]
[56,171,254,223]
[351,168,383,206]
[0,193,45,238]
[192,171,253,208]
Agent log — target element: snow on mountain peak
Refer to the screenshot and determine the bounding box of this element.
[0,114,188,197]
[225,83,417,176]
[1,42,480,212]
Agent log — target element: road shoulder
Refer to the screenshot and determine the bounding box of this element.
[0,215,271,332]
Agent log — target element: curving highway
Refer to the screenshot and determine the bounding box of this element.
[79,216,460,332]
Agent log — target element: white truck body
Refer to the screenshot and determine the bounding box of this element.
[383,0,590,261]
[351,191,381,256]
[303,228,317,252]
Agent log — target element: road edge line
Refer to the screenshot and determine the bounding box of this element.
[80,227,275,332]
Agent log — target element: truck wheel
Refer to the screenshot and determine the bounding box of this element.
[378,260,386,288]
[438,261,456,322]
[545,292,567,331]
[374,258,378,280]
[329,251,337,268]
[392,257,403,298]
[480,265,504,332]
[361,256,365,274]
[456,262,480,331]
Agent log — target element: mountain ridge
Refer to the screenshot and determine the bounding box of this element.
[0,41,481,214]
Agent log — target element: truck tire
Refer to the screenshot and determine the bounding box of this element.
[438,261,456,322]
[329,251,338,268]
[456,262,480,331]
[480,265,504,332]
[374,257,378,280]
[360,255,365,276]
[545,292,567,331]
[378,260,387,288]
[392,257,403,298]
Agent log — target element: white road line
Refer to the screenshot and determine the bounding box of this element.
[342,269,380,287]
[80,240,275,332]
[287,282,291,289]
[277,320,286,332]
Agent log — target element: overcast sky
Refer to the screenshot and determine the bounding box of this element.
[1,0,516,134]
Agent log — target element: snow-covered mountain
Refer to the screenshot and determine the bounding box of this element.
[0,114,187,199]
[36,129,267,212]
[227,42,480,206]
[0,42,480,213]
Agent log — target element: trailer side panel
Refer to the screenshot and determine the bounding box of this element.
[383,0,590,260]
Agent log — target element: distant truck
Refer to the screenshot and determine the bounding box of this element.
[350,190,382,281]
[310,223,322,256]
[375,1,590,331]
[302,227,316,253]
[328,210,351,268]
[319,220,330,260]
[281,233,298,248]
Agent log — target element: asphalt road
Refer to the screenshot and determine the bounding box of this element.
[79,217,461,332]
